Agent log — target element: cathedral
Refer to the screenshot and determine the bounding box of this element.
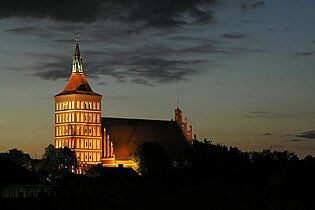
[54,39,193,173]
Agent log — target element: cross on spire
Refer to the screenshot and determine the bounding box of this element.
[76,31,80,43]
[72,32,83,73]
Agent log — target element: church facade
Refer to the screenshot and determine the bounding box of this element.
[54,40,193,172]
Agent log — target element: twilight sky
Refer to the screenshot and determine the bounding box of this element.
[0,0,315,157]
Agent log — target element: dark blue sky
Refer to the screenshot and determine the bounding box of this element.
[0,0,315,157]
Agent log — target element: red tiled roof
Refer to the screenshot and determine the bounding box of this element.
[102,117,189,160]
[55,73,101,96]
[64,73,92,92]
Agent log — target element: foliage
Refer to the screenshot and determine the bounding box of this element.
[0,148,32,169]
[41,144,77,180]
[132,142,171,178]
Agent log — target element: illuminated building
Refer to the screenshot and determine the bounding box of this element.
[54,38,193,172]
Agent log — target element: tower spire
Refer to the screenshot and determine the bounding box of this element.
[72,32,83,73]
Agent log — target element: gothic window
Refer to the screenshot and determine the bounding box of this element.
[81,139,84,148]
[97,114,100,123]
[97,127,100,136]
[97,140,100,149]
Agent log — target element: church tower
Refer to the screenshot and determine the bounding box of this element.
[54,37,103,170]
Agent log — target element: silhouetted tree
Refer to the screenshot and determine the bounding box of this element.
[0,148,31,169]
[41,144,77,181]
[132,142,171,178]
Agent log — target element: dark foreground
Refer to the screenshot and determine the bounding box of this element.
[1,179,314,210]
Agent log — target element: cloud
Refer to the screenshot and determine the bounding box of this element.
[296,51,315,56]
[7,26,37,33]
[296,130,315,139]
[33,53,208,85]
[244,111,315,119]
[28,28,264,85]
[240,0,265,10]
[97,81,107,86]
[0,0,217,28]
[3,1,264,86]
[222,33,246,39]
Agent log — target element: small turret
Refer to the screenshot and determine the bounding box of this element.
[173,100,193,143]
[72,35,84,74]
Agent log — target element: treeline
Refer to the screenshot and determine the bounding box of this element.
[0,145,76,184]
[1,140,315,190]
[132,140,315,189]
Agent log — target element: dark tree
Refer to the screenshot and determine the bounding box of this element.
[41,144,77,180]
[0,148,32,169]
[132,142,171,178]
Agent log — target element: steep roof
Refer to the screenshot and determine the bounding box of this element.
[55,40,101,96]
[102,117,190,160]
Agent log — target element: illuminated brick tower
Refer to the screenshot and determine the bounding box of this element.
[54,37,102,169]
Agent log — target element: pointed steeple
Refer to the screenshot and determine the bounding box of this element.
[55,35,101,96]
[74,35,80,57]
[72,34,84,73]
